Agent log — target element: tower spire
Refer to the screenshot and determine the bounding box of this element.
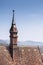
[10,10,18,60]
[12,10,15,25]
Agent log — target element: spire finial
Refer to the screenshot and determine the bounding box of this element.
[12,10,15,25]
[13,10,14,12]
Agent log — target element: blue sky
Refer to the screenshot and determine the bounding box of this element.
[0,0,43,42]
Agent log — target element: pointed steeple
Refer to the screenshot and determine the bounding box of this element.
[12,10,15,25]
[10,10,18,32]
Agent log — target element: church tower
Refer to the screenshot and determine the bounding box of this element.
[9,10,18,59]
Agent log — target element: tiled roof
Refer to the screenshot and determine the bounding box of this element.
[0,45,13,65]
[0,45,43,65]
[13,46,43,65]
